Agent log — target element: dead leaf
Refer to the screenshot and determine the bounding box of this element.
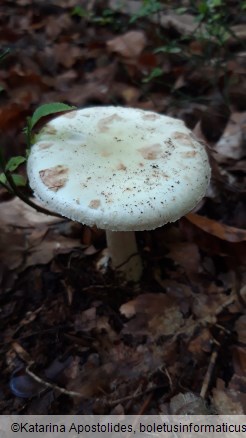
[170,392,210,414]
[232,345,246,377]
[0,197,82,270]
[0,230,25,270]
[235,315,246,345]
[186,213,246,243]
[0,103,28,130]
[53,43,82,68]
[0,198,61,228]
[213,379,245,414]
[192,293,233,320]
[200,101,231,143]
[215,112,246,160]
[107,31,146,58]
[166,242,200,273]
[120,293,184,338]
[188,328,212,356]
[67,362,116,398]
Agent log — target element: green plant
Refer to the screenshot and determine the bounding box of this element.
[129,0,241,101]
[194,0,230,46]
[142,67,163,83]
[129,0,163,23]
[0,102,76,215]
[0,48,10,62]
[71,5,90,18]
[71,5,121,27]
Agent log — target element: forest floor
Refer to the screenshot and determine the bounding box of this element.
[0,0,245,415]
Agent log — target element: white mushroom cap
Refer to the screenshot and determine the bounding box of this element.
[27,106,211,231]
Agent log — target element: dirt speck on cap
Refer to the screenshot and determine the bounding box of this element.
[39,165,68,191]
[117,162,127,171]
[89,199,101,209]
[138,144,162,160]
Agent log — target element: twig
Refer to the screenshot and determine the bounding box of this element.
[108,385,159,407]
[200,347,219,399]
[26,364,84,398]
[137,392,153,415]
[124,383,144,412]
[160,365,173,389]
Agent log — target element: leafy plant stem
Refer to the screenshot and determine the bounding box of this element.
[4,170,63,218]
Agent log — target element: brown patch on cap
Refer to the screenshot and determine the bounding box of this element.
[117,162,127,171]
[38,142,53,150]
[173,131,192,145]
[182,150,197,158]
[43,126,57,135]
[63,111,77,119]
[142,113,160,121]
[89,199,101,209]
[39,165,68,192]
[138,144,162,160]
[98,114,124,132]
[101,150,111,157]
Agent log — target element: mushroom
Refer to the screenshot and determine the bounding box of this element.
[27,106,211,281]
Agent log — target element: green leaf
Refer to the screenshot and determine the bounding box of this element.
[198,2,208,15]
[0,173,7,185]
[5,155,26,172]
[11,174,27,187]
[29,103,76,131]
[71,5,90,18]
[175,7,188,14]
[0,172,26,188]
[155,45,181,54]
[142,67,163,83]
[129,0,162,23]
[209,0,222,7]
[0,48,10,62]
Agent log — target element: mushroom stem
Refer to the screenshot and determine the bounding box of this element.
[106,230,142,282]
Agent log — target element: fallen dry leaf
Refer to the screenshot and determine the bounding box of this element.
[215,112,246,160]
[166,242,200,274]
[213,379,245,414]
[232,345,246,377]
[188,328,212,356]
[186,213,246,243]
[170,392,210,414]
[107,31,147,58]
[0,197,61,228]
[120,293,184,338]
[235,315,246,345]
[0,197,82,271]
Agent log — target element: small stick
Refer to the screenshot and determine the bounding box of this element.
[200,348,219,399]
[26,364,84,398]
